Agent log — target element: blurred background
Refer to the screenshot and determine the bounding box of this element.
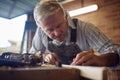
[0,0,120,54]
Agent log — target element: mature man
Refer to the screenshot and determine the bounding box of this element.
[29,0,120,67]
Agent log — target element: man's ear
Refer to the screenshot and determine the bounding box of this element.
[64,12,67,19]
[35,20,41,28]
[64,13,68,25]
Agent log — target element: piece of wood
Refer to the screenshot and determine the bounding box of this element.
[62,65,108,80]
[108,70,120,80]
[0,66,80,80]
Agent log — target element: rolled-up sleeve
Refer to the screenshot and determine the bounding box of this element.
[84,23,120,65]
[100,42,120,65]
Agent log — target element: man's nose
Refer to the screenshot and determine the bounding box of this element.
[53,29,61,36]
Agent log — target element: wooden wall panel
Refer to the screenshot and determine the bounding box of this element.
[63,0,120,43]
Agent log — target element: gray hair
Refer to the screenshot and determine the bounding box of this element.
[34,0,65,26]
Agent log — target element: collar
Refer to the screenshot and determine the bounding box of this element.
[65,10,76,29]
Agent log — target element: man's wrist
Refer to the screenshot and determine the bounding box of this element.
[100,53,119,67]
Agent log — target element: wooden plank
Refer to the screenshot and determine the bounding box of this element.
[0,66,80,80]
[108,70,120,80]
[62,65,108,80]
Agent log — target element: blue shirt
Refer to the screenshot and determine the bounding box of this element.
[29,12,120,66]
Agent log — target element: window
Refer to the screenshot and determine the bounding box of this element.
[0,14,27,53]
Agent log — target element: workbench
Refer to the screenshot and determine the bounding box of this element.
[0,64,119,80]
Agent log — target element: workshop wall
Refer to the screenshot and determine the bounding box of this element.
[63,0,120,44]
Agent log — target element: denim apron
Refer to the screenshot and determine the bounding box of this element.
[48,19,81,64]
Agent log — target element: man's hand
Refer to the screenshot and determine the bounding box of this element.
[71,49,119,67]
[70,49,103,66]
[43,53,60,64]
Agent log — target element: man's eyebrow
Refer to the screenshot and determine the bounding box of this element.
[56,21,63,28]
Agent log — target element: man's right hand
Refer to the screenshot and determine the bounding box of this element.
[43,53,60,64]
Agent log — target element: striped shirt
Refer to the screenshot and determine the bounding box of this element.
[29,12,120,66]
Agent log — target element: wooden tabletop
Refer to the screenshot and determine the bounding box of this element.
[0,64,119,80]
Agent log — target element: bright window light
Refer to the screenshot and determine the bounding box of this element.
[69,4,98,16]
[0,14,27,48]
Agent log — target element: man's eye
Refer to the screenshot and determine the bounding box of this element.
[57,22,65,29]
[47,29,53,33]
[57,24,62,29]
[56,26,60,29]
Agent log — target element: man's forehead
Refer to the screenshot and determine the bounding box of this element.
[40,10,64,26]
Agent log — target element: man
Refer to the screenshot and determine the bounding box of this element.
[29,0,120,67]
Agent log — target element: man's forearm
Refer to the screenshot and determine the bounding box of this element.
[100,53,119,67]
